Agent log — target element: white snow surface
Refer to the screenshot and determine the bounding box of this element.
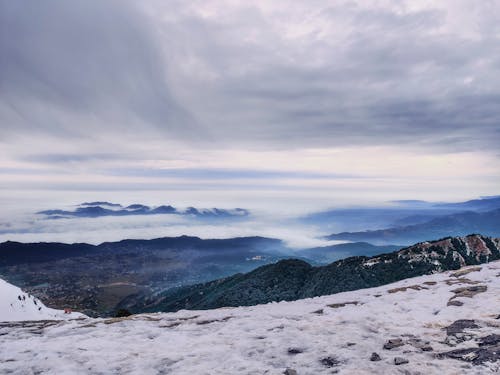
[1,262,500,374]
[0,278,85,322]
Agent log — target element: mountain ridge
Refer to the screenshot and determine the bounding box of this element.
[126,234,500,313]
[326,208,500,245]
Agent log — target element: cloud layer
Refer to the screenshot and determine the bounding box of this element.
[1,0,499,214]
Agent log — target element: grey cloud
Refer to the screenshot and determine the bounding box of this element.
[0,0,194,138]
[1,0,500,154]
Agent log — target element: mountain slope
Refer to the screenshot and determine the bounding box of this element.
[298,242,401,263]
[128,234,500,313]
[0,278,84,321]
[0,236,288,316]
[1,262,499,374]
[326,208,500,245]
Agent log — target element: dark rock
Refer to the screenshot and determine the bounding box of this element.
[347,342,356,347]
[284,369,298,375]
[320,356,340,367]
[450,285,487,299]
[437,347,500,365]
[447,300,464,307]
[287,348,303,355]
[384,338,404,350]
[479,334,500,347]
[407,338,433,351]
[394,357,409,365]
[445,320,478,336]
[327,301,358,309]
[450,267,481,278]
[370,352,382,361]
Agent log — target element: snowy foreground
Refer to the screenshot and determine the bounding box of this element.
[1,263,500,374]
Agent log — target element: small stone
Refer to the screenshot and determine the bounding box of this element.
[320,356,340,368]
[287,348,303,355]
[447,300,464,306]
[370,352,381,361]
[407,338,433,352]
[383,338,404,350]
[284,369,298,375]
[394,357,409,365]
[347,342,356,347]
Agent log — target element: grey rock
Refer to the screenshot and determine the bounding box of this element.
[320,356,341,367]
[407,338,433,351]
[479,334,500,347]
[284,369,298,375]
[384,338,404,350]
[445,320,478,336]
[437,347,500,365]
[394,357,409,365]
[370,352,382,361]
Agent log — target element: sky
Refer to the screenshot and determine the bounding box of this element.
[1,0,500,243]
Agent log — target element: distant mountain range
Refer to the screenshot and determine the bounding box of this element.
[327,208,500,245]
[38,202,250,219]
[125,234,500,313]
[301,196,500,232]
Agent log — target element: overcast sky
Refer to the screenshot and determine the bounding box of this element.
[1,0,499,214]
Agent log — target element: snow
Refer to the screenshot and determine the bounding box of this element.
[0,278,85,322]
[1,262,500,374]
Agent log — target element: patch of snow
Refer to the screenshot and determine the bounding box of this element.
[1,263,500,374]
[0,278,85,322]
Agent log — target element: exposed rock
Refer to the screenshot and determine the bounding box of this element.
[195,316,232,325]
[438,346,500,365]
[384,338,404,350]
[479,334,500,347]
[450,285,487,299]
[394,357,409,365]
[445,278,480,286]
[327,301,358,309]
[287,348,303,355]
[283,368,298,375]
[387,285,427,294]
[447,300,464,307]
[444,319,480,345]
[450,267,482,278]
[370,352,381,361]
[407,338,433,351]
[311,309,323,314]
[320,356,341,367]
[423,281,437,285]
[445,319,478,336]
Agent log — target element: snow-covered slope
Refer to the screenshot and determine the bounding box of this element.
[0,278,84,322]
[1,262,499,374]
